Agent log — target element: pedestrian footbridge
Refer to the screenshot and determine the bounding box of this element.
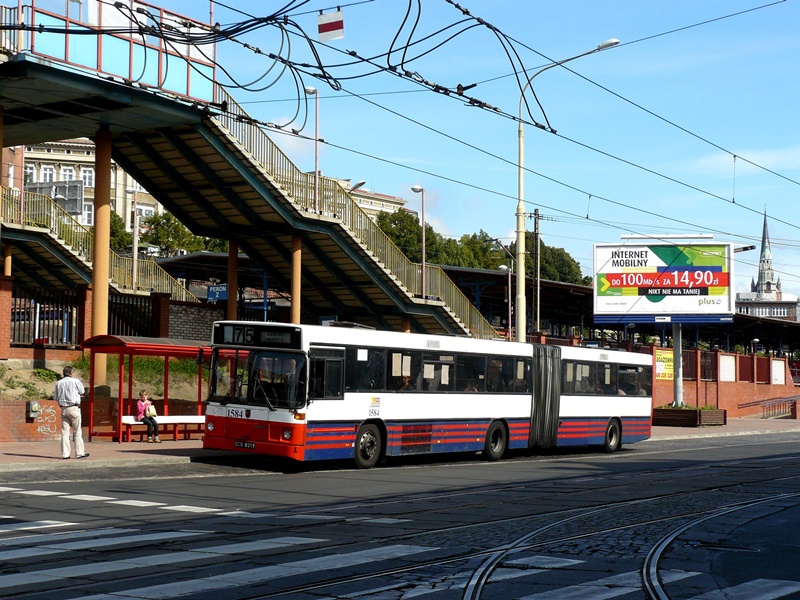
[0,1,498,339]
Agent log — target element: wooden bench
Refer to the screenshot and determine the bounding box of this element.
[120,415,206,442]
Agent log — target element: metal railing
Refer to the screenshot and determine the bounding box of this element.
[1,186,198,302]
[11,285,79,346]
[213,88,498,339]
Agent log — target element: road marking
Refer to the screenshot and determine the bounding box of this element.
[13,490,66,496]
[0,531,203,560]
[218,511,276,518]
[76,544,435,599]
[0,528,136,546]
[159,505,222,513]
[0,536,326,591]
[689,578,800,599]
[0,520,75,532]
[62,494,117,501]
[107,500,168,507]
[518,569,700,599]
[0,488,23,492]
[279,514,341,520]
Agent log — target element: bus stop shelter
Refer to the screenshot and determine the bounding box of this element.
[80,335,210,442]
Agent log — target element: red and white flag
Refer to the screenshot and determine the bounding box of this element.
[318,10,344,42]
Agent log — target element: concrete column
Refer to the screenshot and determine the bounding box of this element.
[227,240,238,320]
[3,244,11,277]
[401,317,411,333]
[0,275,13,358]
[291,235,301,324]
[92,127,112,385]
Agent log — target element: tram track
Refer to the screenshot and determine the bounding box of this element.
[642,491,800,599]
[225,462,800,599]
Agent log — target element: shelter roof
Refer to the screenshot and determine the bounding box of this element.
[81,335,209,357]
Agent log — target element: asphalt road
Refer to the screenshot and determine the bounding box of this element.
[0,433,799,599]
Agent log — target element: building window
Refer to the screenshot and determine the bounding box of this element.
[61,166,75,181]
[40,165,55,183]
[82,202,94,226]
[81,168,95,188]
[24,164,35,184]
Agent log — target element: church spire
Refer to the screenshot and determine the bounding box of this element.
[755,211,779,300]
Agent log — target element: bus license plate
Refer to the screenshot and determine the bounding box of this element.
[234,441,255,449]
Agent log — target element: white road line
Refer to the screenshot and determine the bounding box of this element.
[518,569,700,599]
[62,495,117,502]
[279,514,340,520]
[218,511,275,518]
[0,536,326,591]
[0,520,76,532]
[0,488,23,492]
[159,505,222,513]
[0,531,203,560]
[13,490,67,496]
[78,544,435,599]
[107,500,168,507]
[689,578,800,599]
[0,528,137,547]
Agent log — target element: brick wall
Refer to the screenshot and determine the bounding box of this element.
[0,398,63,443]
[168,301,224,341]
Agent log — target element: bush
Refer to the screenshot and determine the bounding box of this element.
[33,368,59,383]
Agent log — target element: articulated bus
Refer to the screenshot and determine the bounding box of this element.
[203,321,653,468]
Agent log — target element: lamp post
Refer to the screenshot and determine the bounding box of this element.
[304,86,320,213]
[751,338,760,355]
[125,187,138,291]
[411,185,426,299]
[498,264,512,340]
[495,240,516,341]
[517,38,619,342]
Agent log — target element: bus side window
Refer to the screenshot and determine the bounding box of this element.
[310,348,344,399]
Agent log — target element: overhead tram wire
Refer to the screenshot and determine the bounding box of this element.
[15,3,795,242]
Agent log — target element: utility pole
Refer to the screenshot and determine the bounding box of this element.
[533,208,540,334]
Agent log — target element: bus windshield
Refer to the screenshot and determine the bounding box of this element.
[209,348,307,410]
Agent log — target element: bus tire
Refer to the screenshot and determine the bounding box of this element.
[483,421,507,461]
[603,419,621,453]
[354,424,382,469]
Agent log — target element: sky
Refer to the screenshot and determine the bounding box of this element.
[151,1,800,298]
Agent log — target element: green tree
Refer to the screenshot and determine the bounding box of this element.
[524,235,588,285]
[376,210,588,286]
[140,212,205,257]
[109,211,132,253]
[376,209,423,262]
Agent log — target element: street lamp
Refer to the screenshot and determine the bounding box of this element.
[517,38,619,342]
[125,187,138,290]
[751,338,760,355]
[411,185,426,299]
[304,86,320,213]
[498,264,512,341]
[349,180,366,192]
[495,240,516,341]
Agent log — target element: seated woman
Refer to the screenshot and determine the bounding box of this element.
[137,390,161,443]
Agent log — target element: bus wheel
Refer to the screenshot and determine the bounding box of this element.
[603,419,621,453]
[354,424,382,469]
[483,421,507,461]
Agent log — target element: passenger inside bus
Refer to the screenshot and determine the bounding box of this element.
[398,375,414,391]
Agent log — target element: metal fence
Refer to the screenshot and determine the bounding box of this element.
[11,285,79,346]
[108,295,153,337]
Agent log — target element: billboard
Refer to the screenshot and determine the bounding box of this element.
[593,243,734,324]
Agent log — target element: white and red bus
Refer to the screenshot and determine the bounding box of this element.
[203,321,652,468]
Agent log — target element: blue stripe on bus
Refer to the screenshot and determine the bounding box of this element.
[303,416,650,459]
[556,417,651,446]
[303,419,534,460]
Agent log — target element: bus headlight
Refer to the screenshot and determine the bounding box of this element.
[282,429,292,440]
[207,421,214,432]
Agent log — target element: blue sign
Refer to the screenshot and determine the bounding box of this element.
[207,284,228,302]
